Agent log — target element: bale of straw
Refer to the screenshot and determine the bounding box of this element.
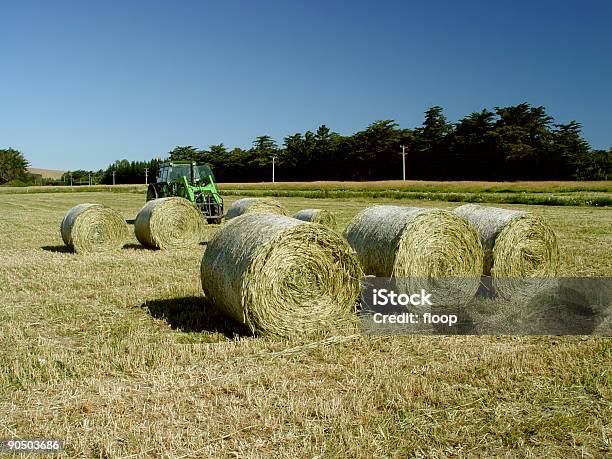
[454,204,560,299]
[344,206,483,303]
[61,203,128,253]
[201,213,363,336]
[134,197,204,249]
[225,197,287,220]
[293,208,337,229]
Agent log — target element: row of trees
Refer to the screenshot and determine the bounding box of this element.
[164,104,610,182]
[3,103,610,186]
[60,169,103,185]
[0,149,159,186]
[99,159,160,185]
[62,159,160,185]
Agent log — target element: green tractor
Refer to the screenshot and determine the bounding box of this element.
[146,161,224,224]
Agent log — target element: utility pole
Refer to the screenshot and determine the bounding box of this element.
[399,145,408,181]
[70,173,73,186]
[144,168,148,185]
[272,156,276,183]
[112,170,116,186]
[88,173,92,186]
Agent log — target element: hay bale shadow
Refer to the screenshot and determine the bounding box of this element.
[143,296,252,338]
[123,243,150,251]
[126,219,135,225]
[41,245,72,253]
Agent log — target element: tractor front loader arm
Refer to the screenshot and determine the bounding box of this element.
[177,176,196,203]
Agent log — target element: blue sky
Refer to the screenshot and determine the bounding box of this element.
[2,0,611,170]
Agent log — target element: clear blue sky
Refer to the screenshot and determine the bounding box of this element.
[2,0,611,170]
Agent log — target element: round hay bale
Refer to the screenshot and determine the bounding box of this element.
[225,197,287,220]
[454,204,560,299]
[201,213,363,336]
[293,208,337,229]
[61,203,128,253]
[345,206,483,303]
[134,197,204,249]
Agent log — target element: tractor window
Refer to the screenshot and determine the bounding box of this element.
[196,165,214,185]
[159,166,169,182]
[168,164,191,181]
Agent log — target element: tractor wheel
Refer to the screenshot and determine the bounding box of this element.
[146,185,158,202]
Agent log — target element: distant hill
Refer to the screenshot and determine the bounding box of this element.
[28,168,66,179]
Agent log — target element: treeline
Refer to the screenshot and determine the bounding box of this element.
[166,104,610,182]
[5,103,611,186]
[63,104,612,183]
[57,159,159,185]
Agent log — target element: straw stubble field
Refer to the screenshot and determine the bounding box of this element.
[0,191,610,458]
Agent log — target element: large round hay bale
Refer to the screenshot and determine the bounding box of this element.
[454,204,560,299]
[61,203,129,253]
[201,213,363,336]
[225,197,287,220]
[293,208,337,229]
[345,206,483,302]
[134,197,204,249]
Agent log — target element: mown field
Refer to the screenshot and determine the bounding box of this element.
[1,180,611,206]
[218,180,612,193]
[0,190,610,458]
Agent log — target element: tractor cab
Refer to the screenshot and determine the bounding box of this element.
[147,161,224,224]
